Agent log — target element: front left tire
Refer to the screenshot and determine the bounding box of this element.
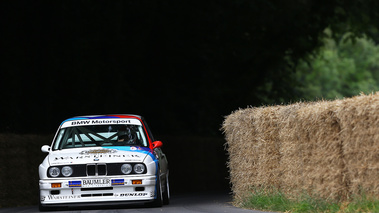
[163,171,170,205]
[150,172,163,207]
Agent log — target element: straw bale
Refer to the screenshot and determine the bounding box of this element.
[0,133,53,207]
[292,100,348,200]
[223,92,379,203]
[253,106,283,188]
[336,92,379,197]
[277,102,308,195]
[223,108,259,201]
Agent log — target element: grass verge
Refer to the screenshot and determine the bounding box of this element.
[241,187,379,213]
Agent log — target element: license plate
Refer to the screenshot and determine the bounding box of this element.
[82,179,111,188]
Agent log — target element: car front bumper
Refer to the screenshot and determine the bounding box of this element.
[39,175,157,206]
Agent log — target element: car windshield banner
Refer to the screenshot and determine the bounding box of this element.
[61,119,142,128]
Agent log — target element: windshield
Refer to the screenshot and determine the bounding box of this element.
[52,124,148,150]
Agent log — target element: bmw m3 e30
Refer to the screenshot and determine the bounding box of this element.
[38,115,169,211]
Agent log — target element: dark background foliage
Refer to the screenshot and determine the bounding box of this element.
[2,0,379,135]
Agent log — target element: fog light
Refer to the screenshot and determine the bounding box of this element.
[132,180,142,184]
[135,187,145,191]
[51,183,61,188]
[51,190,60,195]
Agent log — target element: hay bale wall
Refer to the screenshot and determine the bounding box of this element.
[222,92,379,202]
[0,134,52,208]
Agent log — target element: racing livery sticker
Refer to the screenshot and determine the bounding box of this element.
[69,181,81,187]
[79,149,117,155]
[111,179,125,186]
[46,195,81,200]
[117,192,149,197]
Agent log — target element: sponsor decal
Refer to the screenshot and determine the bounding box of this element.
[51,147,148,164]
[71,120,91,125]
[106,146,156,161]
[82,179,111,187]
[47,195,81,200]
[52,154,141,162]
[111,179,125,186]
[69,181,82,187]
[90,119,131,124]
[80,149,117,155]
[51,162,73,165]
[118,193,148,197]
[54,156,74,161]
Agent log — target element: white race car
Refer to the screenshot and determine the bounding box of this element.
[39,115,169,211]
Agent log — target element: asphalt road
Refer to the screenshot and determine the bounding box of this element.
[0,191,269,213]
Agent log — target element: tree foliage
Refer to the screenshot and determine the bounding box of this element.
[295,31,379,100]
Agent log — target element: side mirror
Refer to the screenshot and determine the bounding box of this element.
[41,145,51,153]
[152,141,163,149]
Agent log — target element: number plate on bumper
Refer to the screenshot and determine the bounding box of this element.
[82,179,111,188]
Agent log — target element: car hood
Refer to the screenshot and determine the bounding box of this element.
[48,146,153,166]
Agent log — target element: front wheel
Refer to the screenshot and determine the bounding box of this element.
[150,173,163,207]
[163,171,170,205]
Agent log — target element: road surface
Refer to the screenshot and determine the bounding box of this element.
[0,191,270,213]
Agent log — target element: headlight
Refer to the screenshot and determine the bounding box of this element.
[49,167,60,177]
[121,164,132,174]
[134,164,145,174]
[61,166,73,177]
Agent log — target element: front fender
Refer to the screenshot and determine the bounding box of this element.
[39,156,49,179]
